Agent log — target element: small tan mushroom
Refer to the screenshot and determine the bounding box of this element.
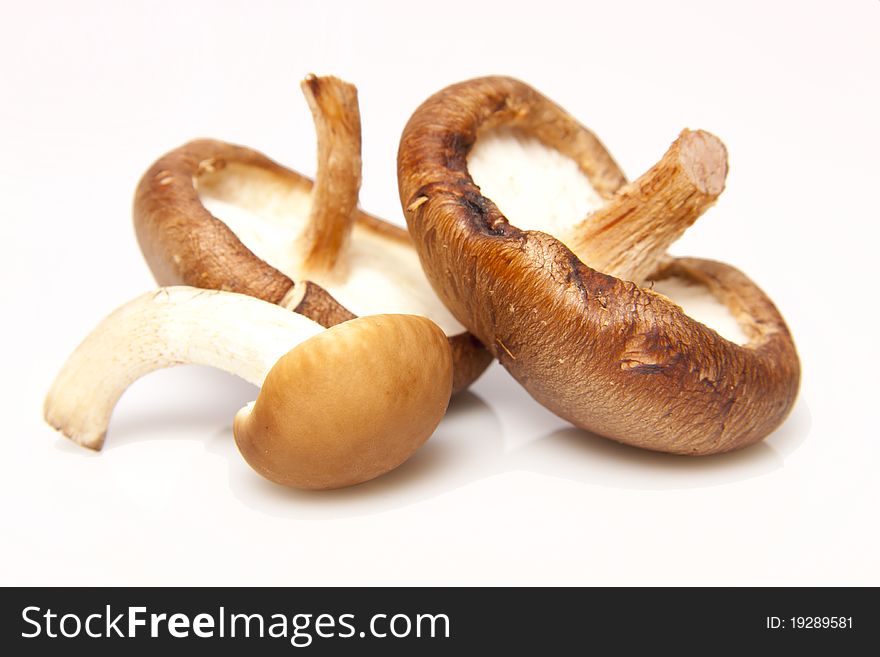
[134,74,490,393]
[44,287,452,489]
[398,76,800,455]
[234,313,452,489]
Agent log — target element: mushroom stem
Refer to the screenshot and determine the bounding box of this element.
[44,287,324,451]
[565,129,728,284]
[299,74,362,275]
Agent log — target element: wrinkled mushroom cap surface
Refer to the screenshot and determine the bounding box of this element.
[398,76,800,454]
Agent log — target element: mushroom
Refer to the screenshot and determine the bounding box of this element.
[44,287,453,489]
[398,76,799,455]
[134,74,490,393]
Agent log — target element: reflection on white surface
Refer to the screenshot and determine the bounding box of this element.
[520,402,810,491]
[55,362,810,520]
[230,368,810,518]
[227,390,505,519]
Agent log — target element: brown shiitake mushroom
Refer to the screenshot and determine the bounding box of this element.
[134,74,489,393]
[44,287,452,490]
[398,76,799,455]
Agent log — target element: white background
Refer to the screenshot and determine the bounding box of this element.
[2,0,878,585]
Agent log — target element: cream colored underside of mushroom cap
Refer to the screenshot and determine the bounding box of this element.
[468,129,748,345]
[468,127,608,237]
[197,166,464,335]
[648,277,747,345]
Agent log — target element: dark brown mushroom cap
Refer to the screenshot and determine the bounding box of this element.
[134,139,298,303]
[134,139,490,392]
[398,76,800,454]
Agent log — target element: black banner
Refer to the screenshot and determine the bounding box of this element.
[1,587,875,653]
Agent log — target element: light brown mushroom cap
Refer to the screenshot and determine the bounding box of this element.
[133,75,490,392]
[397,76,800,455]
[234,314,452,490]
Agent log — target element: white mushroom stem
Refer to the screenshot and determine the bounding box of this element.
[299,74,362,276]
[44,287,325,451]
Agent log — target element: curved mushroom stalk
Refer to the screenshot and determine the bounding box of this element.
[45,287,323,451]
[45,287,453,490]
[398,76,800,455]
[299,74,361,276]
[134,74,490,393]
